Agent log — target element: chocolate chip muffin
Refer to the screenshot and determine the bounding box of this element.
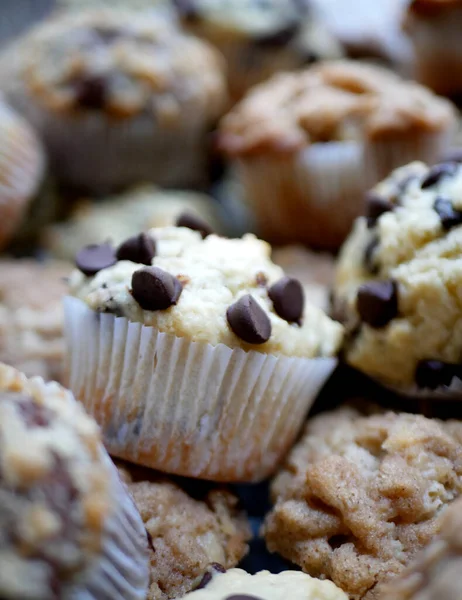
[263,405,462,600]
[65,226,343,481]
[117,463,251,599]
[218,60,456,249]
[41,185,223,261]
[404,0,462,97]
[173,0,342,101]
[0,362,149,600]
[0,97,45,250]
[333,160,462,395]
[381,494,462,600]
[181,567,348,599]
[0,9,227,193]
[0,259,70,383]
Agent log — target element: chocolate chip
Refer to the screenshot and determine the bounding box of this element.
[366,193,393,228]
[75,242,116,276]
[227,295,272,344]
[253,21,300,47]
[356,280,398,328]
[421,162,458,189]
[17,396,52,428]
[131,266,182,311]
[433,197,462,230]
[146,529,155,552]
[364,236,379,274]
[210,563,226,573]
[226,596,264,600]
[255,272,268,287]
[415,360,462,390]
[268,276,304,324]
[176,211,214,238]
[195,572,212,590]
[74,75,107,110]
[92,26,121,44]
[171,0,200,21]
[116,233,156,265]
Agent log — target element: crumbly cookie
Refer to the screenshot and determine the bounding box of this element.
[334,160,462,391]
[182,567,348,599]
[0,259,70,382]
[70,227,343,357]
[41,185,223,261]
[117,463,251,599]
[0,363,149,600]
[381,495,462,600]
[263,406,462,600]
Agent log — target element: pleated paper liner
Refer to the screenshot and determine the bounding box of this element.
[64,296,337,483]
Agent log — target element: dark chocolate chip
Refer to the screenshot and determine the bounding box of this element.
[17,396,52,428]
[366,192,393,228]
[146,529,155,552]
[268,276,304,324]
[253,21,300,47]
[433,197,462,230]
[364,235,379,274]
[195,572,212,590]
[227,294,272,344]
[75,242,116,276]
[255,272,268,287]
[171,0,200,21]
[226,596,264,600]
[421,162,458,189]
[131,266,182,311]
[415,360,462,390]
[210,563,226,573]
[356,280,398,328]
[176,211,214,238]
[92,26,121,44]
[74,75,107,110]
[116,233,156,265]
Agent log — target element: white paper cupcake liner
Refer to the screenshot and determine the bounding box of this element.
[234,128,455,250]
[30,376,150,600]
[64,296,336,482]
[12,95,210,194]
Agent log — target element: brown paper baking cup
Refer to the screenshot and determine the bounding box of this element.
[64,296,336,482]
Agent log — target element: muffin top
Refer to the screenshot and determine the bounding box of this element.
[381,494,462,600]
[118,463,251,600]
[70,226,343,357]
[334,160,462,390]
[218,60,456,156]
[8,9,227,120]
[42,185,222,261]
[0,362,113,599]
[182,567,348,599]
[264,405,462,600]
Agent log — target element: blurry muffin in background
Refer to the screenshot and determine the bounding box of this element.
[272,246,335,311]
[0,259,69,382]
[218,60,457,250]
[404,0,462,98]
[0,9,227,194]
[173,0,343,101]
[41,185,223,261]
[0,96,45,251]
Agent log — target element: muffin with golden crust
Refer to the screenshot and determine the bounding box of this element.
[263,405,462,599]
[218,60,456,249]
[1,9,227,193]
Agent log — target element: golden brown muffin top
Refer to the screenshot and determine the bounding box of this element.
[264,405,462,600]
[117,463,251,599]
[218,60,456,156]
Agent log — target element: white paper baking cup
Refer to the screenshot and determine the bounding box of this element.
[234,128,455,250]
[64,296,336,482]
[29,377,150,600]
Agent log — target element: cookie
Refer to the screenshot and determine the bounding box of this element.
[263,406,462,599]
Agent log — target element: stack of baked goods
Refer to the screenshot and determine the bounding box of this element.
[2,1,462,599]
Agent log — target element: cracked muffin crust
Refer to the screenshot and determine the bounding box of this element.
[263,406,462,600]
[334,160,462,393]
[0,259,70,382]
[182,567,348,599]
[217,61,455,249]
[1,9,227,192]
[0,363,149,600]
[381,494,462,600]
[117,463,251,599]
